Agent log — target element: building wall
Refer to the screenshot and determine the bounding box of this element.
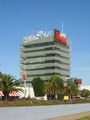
[20,31,71,82]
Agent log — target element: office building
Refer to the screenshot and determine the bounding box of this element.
[20,29,71,82]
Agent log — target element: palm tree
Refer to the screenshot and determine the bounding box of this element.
[64,82,79,99]
[0,72,21,100]
[44,75,64,100]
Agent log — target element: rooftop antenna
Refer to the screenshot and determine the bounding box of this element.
[62,20,64,34]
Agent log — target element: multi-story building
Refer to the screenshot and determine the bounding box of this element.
[20,29,71,82]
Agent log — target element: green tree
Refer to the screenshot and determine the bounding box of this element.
[64,82,79,99]
[44,75,64,100]
[81,89,90,98]
[0,72,21,100]
[32,77,44,97]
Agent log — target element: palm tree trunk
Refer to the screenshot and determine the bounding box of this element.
[70,90,72,99]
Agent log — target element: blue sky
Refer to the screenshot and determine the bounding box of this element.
[0,0,90,85]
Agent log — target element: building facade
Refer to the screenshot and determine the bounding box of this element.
[20,29,71,82]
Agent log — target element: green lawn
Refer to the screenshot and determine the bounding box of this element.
[76,116,90,120]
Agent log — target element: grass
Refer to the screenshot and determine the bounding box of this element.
[0,100,63,107]
[0,98,90,107]
[76,116,90,120]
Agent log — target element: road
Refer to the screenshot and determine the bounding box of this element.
[0,103,90,120]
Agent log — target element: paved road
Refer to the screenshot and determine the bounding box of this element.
[0,103,90,120]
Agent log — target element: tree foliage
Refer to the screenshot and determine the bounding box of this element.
[44,75,64,100]
[81,89,90,98]
[32,77,44,97]
[0,72,21,100]
[64,82,79,99]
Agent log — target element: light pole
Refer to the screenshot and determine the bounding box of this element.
[23,58,28,98]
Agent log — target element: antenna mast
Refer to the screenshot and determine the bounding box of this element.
[62,20,64,34]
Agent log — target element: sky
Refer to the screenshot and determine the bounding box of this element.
[0,0,90,85]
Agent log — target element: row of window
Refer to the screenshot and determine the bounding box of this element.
[21,51,70,59]
[26,73,69,77]
[21,59,70,65]
[23,46,69,54]
[24,40,70,49]
[24,42,53,48]
[25,66,70,71]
